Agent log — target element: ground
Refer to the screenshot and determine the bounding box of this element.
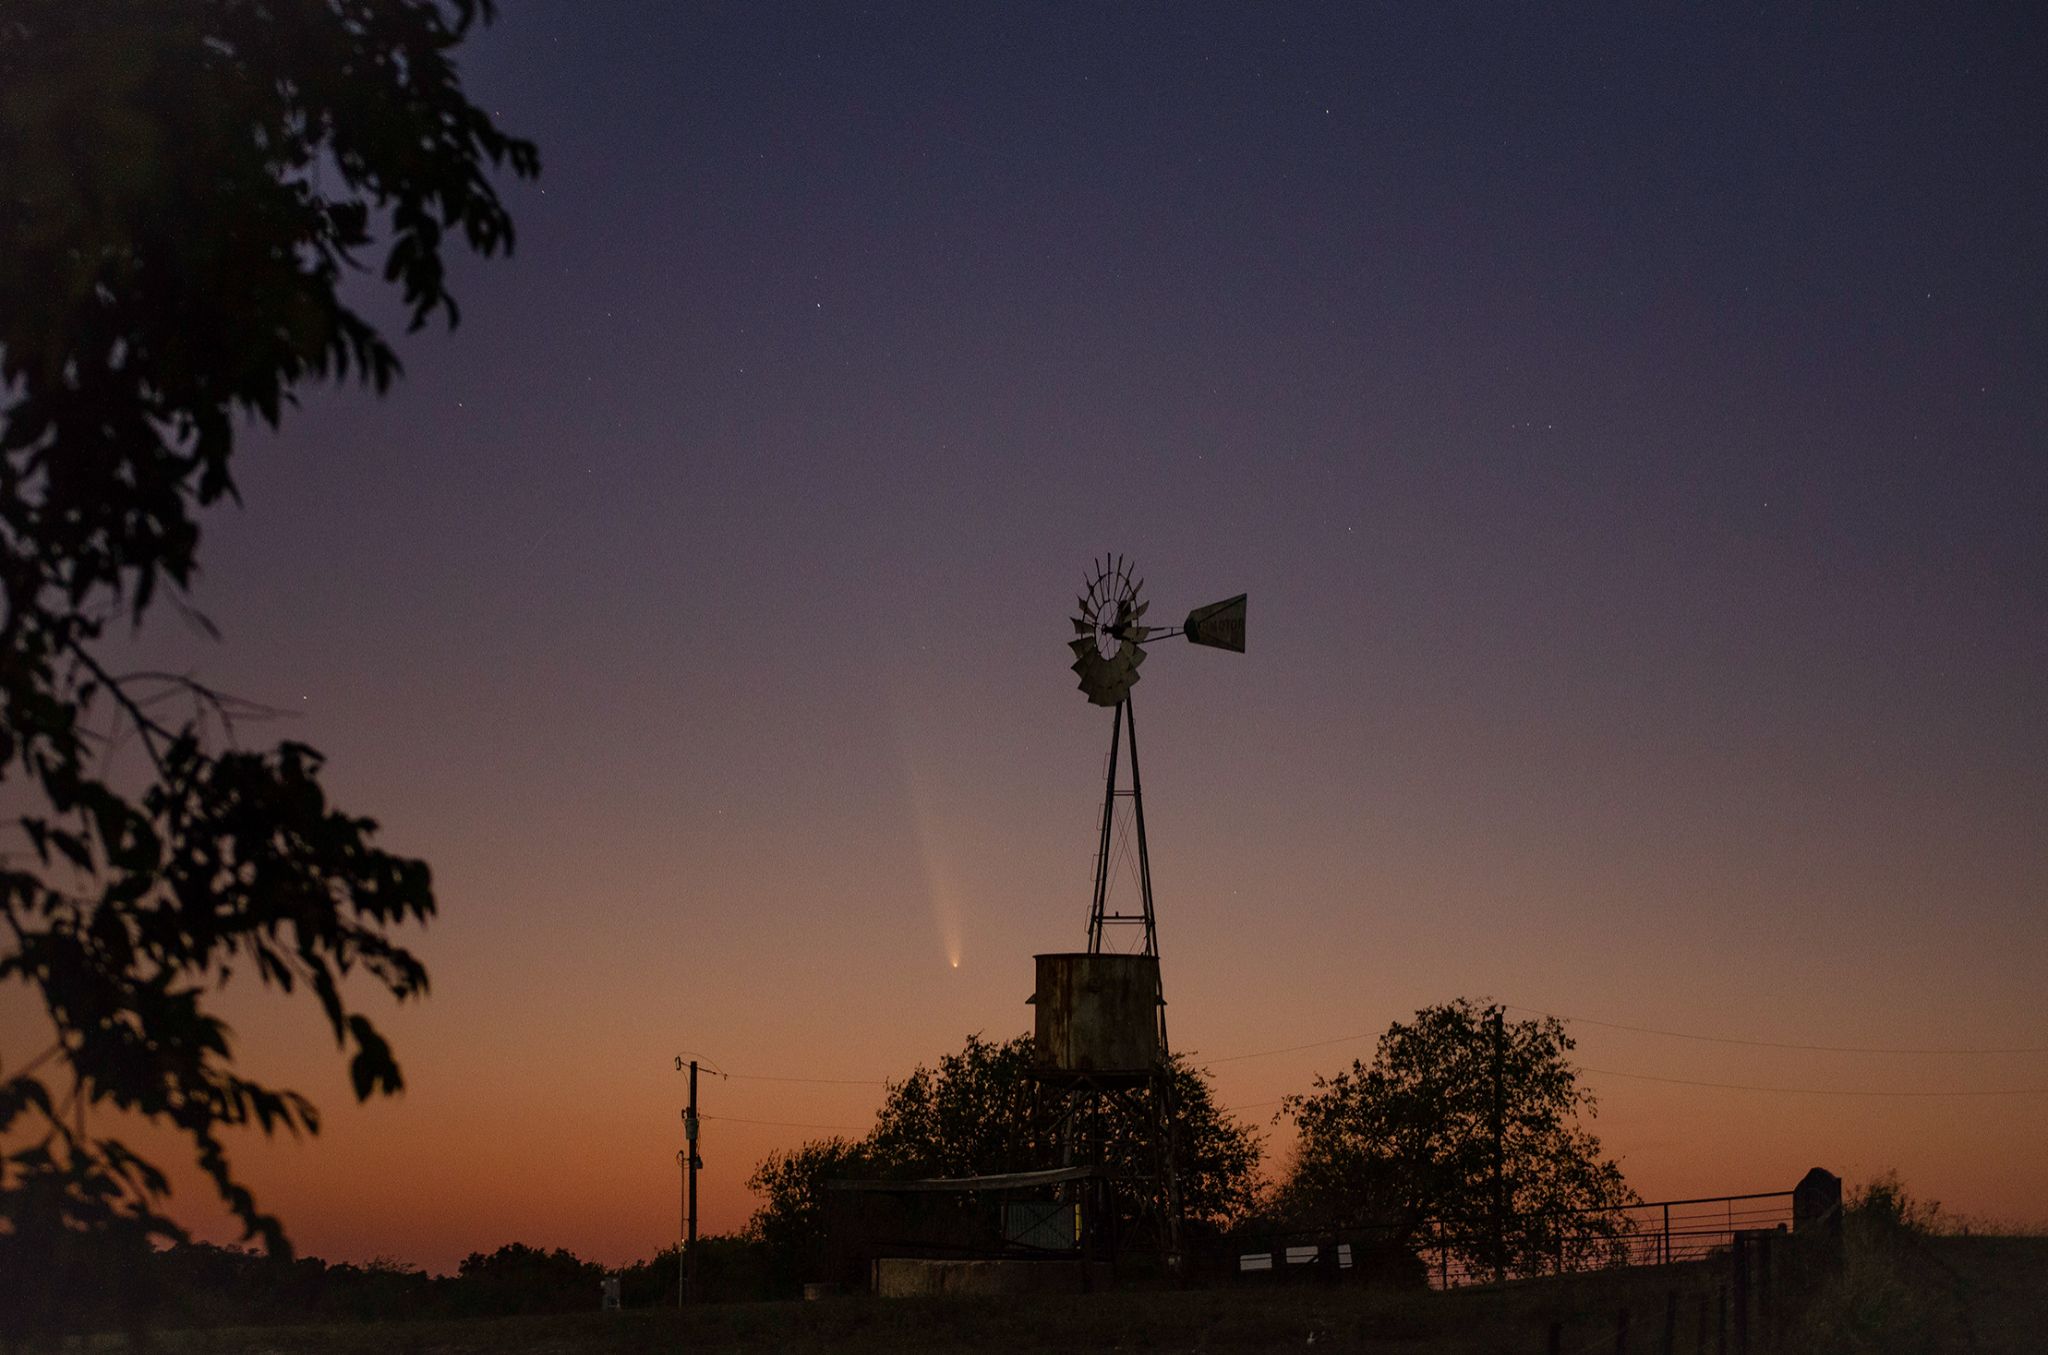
[64,1236,2048,1354]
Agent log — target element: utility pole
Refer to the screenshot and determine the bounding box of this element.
[678,1058,701,1306]
[1491,1007,1506,1285]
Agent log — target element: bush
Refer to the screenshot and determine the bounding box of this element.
[1789,1172,1964,1355]
[616,1235,777,1306]
[1846,1171,1945,1241]
[446,1243,607,1317]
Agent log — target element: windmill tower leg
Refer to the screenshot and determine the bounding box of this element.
[1087,703,1124,953]
[1150,1068,1184,1266]
[1079,695,1184,1269]
[1121,695,1184,1268]
[1087,695,1160,965]
[1123,695,1161,968]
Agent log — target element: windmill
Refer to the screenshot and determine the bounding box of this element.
[1067,554,1247,966]
[1029,554,1246,1267]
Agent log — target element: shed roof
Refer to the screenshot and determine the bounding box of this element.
[823,1165,1099,1193]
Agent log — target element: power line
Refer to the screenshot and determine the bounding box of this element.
[675,1050,888,1087]
[682,1001,2048,1109]
[1199,1031,1379,1066]
[701,1113,868,1132]
[1578,1066,2048,1098]
[1194,1006,2048,1068]
[1509,1005,2048,1056]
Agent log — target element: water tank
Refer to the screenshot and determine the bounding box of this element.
[1029,953,1160,1075]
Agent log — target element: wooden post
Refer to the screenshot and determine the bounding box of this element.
[1615,1306,1630,1354]
[1792,1168,1844,1273]
[1717,1282,1727,1355]
[1664,1289,1678,1355]
[1697,1290,1710,1354]
[1491,1007,1507,1285]
[1732,1234,1750,1355]
[1757,1232,1772,1350]
[1548,1319,1564,1355]
[685,1061,700,1305]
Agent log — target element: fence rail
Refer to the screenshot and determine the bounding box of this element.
[1229,1189,1796,1290]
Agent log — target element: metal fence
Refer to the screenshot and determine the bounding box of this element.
[1606,1192,1796,1269]
[1228,1189,1796,1290]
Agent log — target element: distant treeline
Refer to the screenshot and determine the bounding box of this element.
[49,1236,779,1333]
[36,1007,1637,1334]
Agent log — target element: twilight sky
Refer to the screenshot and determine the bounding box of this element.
[27,4,2047,1273]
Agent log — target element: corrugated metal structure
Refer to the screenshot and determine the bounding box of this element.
[821,1167,1108,1293]
[1029,952,1161,1078]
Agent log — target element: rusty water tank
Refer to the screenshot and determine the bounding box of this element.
[1029,953,1160,1075]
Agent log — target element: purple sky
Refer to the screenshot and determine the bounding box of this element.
[74,5,2047,1270]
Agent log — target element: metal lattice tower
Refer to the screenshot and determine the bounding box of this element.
[1069,554,1246,971]
[1058,555,1246,1265]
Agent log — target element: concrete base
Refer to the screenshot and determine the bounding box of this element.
[872,1257,1105,1297]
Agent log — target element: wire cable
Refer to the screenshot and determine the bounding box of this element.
[1198,1031,1379,1066]
[701,1113,867,1133]
[675,1051,887,1086]
[1579,1065,2048,1097]
[1508,1004,2048,1056]
[679,1001,2048,1108]
[1195,1004,2048,1070]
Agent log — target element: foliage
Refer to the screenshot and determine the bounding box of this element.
[0,0,536,1338]
[1160,1053,1266,1236]
[745,1032,1263,1287]
[743,1136,876,1294]
[1846,1170,1945,1240]
[1276,999,1636,1278]
[1789,1173,1970,1355]
[446,1243,607,1317]
[615,1236,775,1308]
[150,1242,435,1327]
[22,1236,775,1331]
[869,1032,1261,1232]
[866,1033,1045,1179]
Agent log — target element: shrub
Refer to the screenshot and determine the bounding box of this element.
[1789,1172,1963,1355]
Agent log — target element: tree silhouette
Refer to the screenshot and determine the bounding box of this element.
[866,1032,1260,1234]
[0,1,536,1337]
[449,1243,607,1317]
[745,1136,878,1294]
[1277,999,1637,1279]
[746,1032,1262,1285]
